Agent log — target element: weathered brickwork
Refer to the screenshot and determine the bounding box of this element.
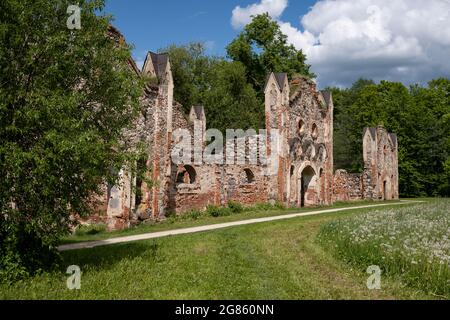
[332,170,363,202]
[89,34,399,230]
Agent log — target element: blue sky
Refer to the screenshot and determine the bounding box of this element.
[103,0,450,88]
[104,0,316,63]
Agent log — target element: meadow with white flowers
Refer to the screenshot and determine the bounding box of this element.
[318,200,450,298]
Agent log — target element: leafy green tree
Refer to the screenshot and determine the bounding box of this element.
[332,78,450,197]
[163,43,263,132]
[409,79,450,196]
[329,79,375,171]
[159,43,213,114]
[203,60,263,133]
[227,13,314,93]
[0,0,143,280]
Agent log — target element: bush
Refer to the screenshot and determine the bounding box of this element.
[206,205,232,218]
[274,201,286,210]
[0,217,61,283]
[227,201,244,214]
[184,210,203,220]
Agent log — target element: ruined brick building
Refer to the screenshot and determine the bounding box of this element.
[99,28,399,230]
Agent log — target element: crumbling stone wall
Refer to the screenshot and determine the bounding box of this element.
[362,126,399,200]
[332,170,363,202]
[287,76,334,207]
[93,40,399,229]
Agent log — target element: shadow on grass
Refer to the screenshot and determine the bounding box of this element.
[60,240,160,272]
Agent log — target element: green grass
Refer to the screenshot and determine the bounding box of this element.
[318,198,450,299]
[0,201,439,300]
[63,200,400,244]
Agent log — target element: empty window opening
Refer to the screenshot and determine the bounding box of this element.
[176,165,197,184]
[244,169,255,184]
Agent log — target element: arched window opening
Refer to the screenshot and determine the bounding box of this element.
[312,124,319,140]
[298,120,305,134]
[244,169,255,184]
[176,165,197,185]
[300,166,316,208]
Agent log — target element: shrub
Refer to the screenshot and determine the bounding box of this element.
[206,205,232,217]
[274,201,286,210]
[184,210,203,220]
[227,201,244,214]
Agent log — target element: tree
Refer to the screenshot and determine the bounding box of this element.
[203,61,263,133]
[163,43,263,133]
[227,13,315,93]
[0,0,143,280]
[331,78,450,197]
[329,79,375,171]
[159,43,213,114]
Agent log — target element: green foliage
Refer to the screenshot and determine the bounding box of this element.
[165,14,316,133]
[159,43,212,114]
[0,0,144,280]
[206,205,233,218]
[227,13,315,94]
[203,60,264,132]
[75,224,107,237]
[163,43,263,132]
[227,201,244,214]
[331,78,450,197]
[183,209,204,221]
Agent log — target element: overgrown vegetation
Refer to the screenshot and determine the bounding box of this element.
[0,0,144,281]
[318,199,450,298]
[170,201,284,221]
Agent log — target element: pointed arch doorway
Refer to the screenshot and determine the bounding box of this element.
[299,166,316,207]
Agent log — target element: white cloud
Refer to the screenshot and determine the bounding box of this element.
[231,0,288,29]
[232,0,450,87]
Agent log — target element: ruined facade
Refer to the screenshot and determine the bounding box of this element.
[93,45,399,230]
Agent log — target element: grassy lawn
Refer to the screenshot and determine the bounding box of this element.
[0,200,442,300]
[63,200,402,244]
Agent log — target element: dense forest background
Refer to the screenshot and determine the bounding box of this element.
[162,14,449,198]
[330,79,449,197]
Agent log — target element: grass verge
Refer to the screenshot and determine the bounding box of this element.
[0,201,437,300]
[63,200,401,244]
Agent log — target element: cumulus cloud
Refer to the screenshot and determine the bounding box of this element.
[231,0,288,29]
[232,0,450,87]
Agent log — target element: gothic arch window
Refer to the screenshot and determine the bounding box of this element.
[176,165,197,184]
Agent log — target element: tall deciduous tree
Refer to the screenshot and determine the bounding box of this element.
[227,13,315,93]
[0,0,143,280]
[163,43,263,132]
[331,79,450,198]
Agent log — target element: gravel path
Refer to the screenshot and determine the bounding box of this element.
[58,200,423,252]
